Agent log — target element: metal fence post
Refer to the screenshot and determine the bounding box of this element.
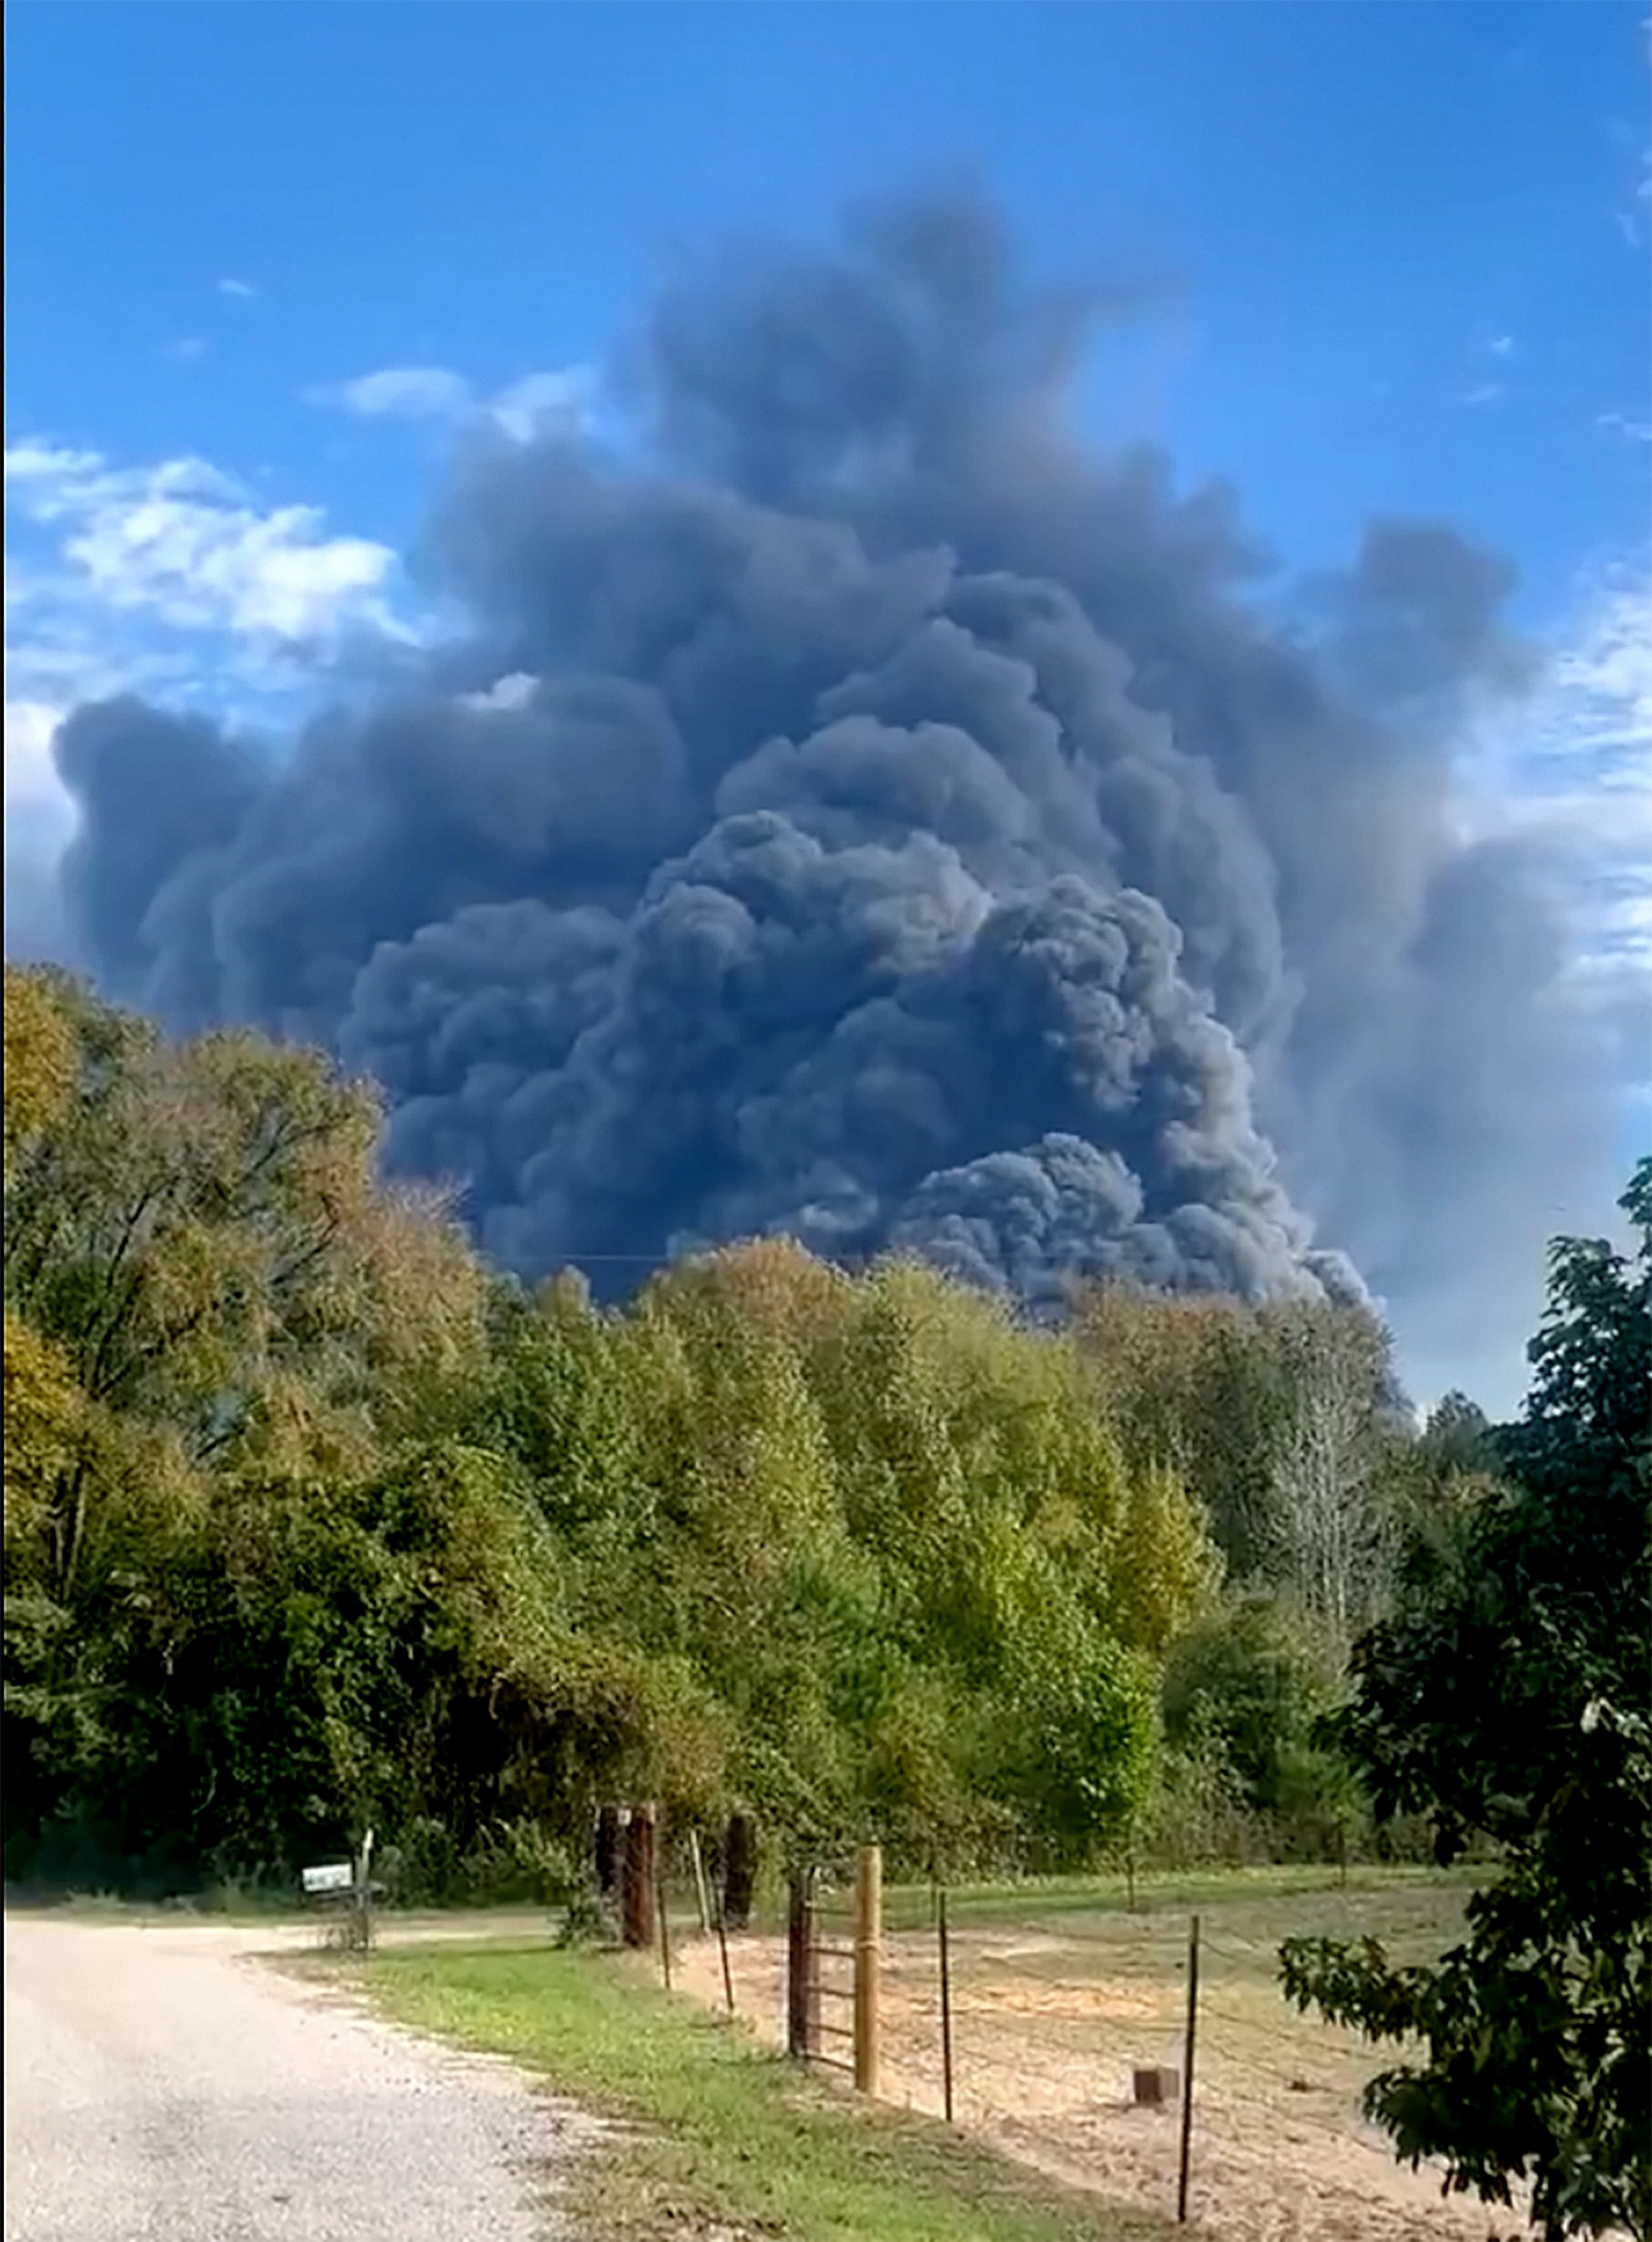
[715,1887,737,2016]
[1177,1913,1200,2223]
[688,1829,712,1934]
[854,1843,882,2097]
[938,1884,954,2125]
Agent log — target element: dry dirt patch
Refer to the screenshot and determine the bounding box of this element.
[670,1897,1524,2242]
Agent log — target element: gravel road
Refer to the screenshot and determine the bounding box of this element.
[3,1913,588,2242]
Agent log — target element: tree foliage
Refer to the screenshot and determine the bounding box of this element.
[1074,1283,1407,1639]
[1281,1160,1652,2241]
[4,966,1427,1895]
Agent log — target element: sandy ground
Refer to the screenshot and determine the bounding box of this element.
[3,1913,593,2242]
[671,1919,1528,2242]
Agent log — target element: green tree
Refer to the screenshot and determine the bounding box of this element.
[1280,1160,1652,2241]
[1075,1284,1405,1625]
[3,966,76,1179]
[1162,1595,1335,1815]
[1,974,533,1888]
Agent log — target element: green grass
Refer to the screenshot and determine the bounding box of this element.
[333,1938,1181,2242]
[825,1860,1481,1937]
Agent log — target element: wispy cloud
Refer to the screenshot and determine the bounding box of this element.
[217,277,257,299]
[1454,559,1652,998]
[1462,382,1505,407]
[1611,135,1651,246]
[321,365,475,420]
[308,361,595,441]
[1597,409,1652,443]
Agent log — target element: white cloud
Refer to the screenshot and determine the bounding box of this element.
[4,439,426,929]
[4,698,72,816]
[1462,382,1505,407]
[1597,410,1652,444]
[458,671,537,713]
[309,361,595,442]
[166,337,207,363]
[4,698,80,959]
[1489,334,1514,356]
[487,368,594,442]
[320,365,475,421]
[1453,560,1652,995]
[4,440,408,647]
[217,277,257,299]
[5,439,104,488]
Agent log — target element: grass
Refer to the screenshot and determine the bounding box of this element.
[805,1860,1481,1937]
[299,1865,1481,2238]
[15,1862,1480,2237]
[328,1936,1183,2242]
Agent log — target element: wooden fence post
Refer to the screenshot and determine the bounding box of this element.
[723,1812,755,1933]
[786,1868,819,2059]
[1177,1913,1200,2223]
[354,1828,376,1954]
[854,1843,882,2098]
[622,1803,657,1952]
[595,1803,622,1900]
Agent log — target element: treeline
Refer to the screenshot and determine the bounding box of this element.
[3,966,1497,1898]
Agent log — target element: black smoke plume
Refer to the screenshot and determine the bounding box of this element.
[46,191,1624,1365]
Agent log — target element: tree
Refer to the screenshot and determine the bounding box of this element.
[1162,1595,1336,1817]
[1260,1303,1400,1656]
[4,976,488,1466]
[1280,1161,1652,2241]
[2,972,520,1887]
[1073,1284,1406,1623]
[3,966,75,1179]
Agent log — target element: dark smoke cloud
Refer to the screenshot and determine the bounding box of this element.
[45,189,1629,1376]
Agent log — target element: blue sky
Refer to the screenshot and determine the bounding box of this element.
[4,1,1649,1346]
[7,2,1649,589]
[6,1,1648,588]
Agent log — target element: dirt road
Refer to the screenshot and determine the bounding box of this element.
[3,1913,584,2242]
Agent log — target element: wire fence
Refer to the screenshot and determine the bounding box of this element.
[658,1857,1506,2241]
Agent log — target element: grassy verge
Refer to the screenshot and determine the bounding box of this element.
[333,1938,1179,2242]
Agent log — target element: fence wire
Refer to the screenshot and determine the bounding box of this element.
[674,1868,1493,2242]
[798,1883,1479,2233]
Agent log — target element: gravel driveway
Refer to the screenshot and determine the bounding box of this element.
[4,1912,588,2242]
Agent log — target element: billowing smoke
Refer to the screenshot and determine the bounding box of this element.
[45,191,1627,1354]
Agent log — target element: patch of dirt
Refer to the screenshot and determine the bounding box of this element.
[968,1980,1161,2022]
[669,1922,1524,2242]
